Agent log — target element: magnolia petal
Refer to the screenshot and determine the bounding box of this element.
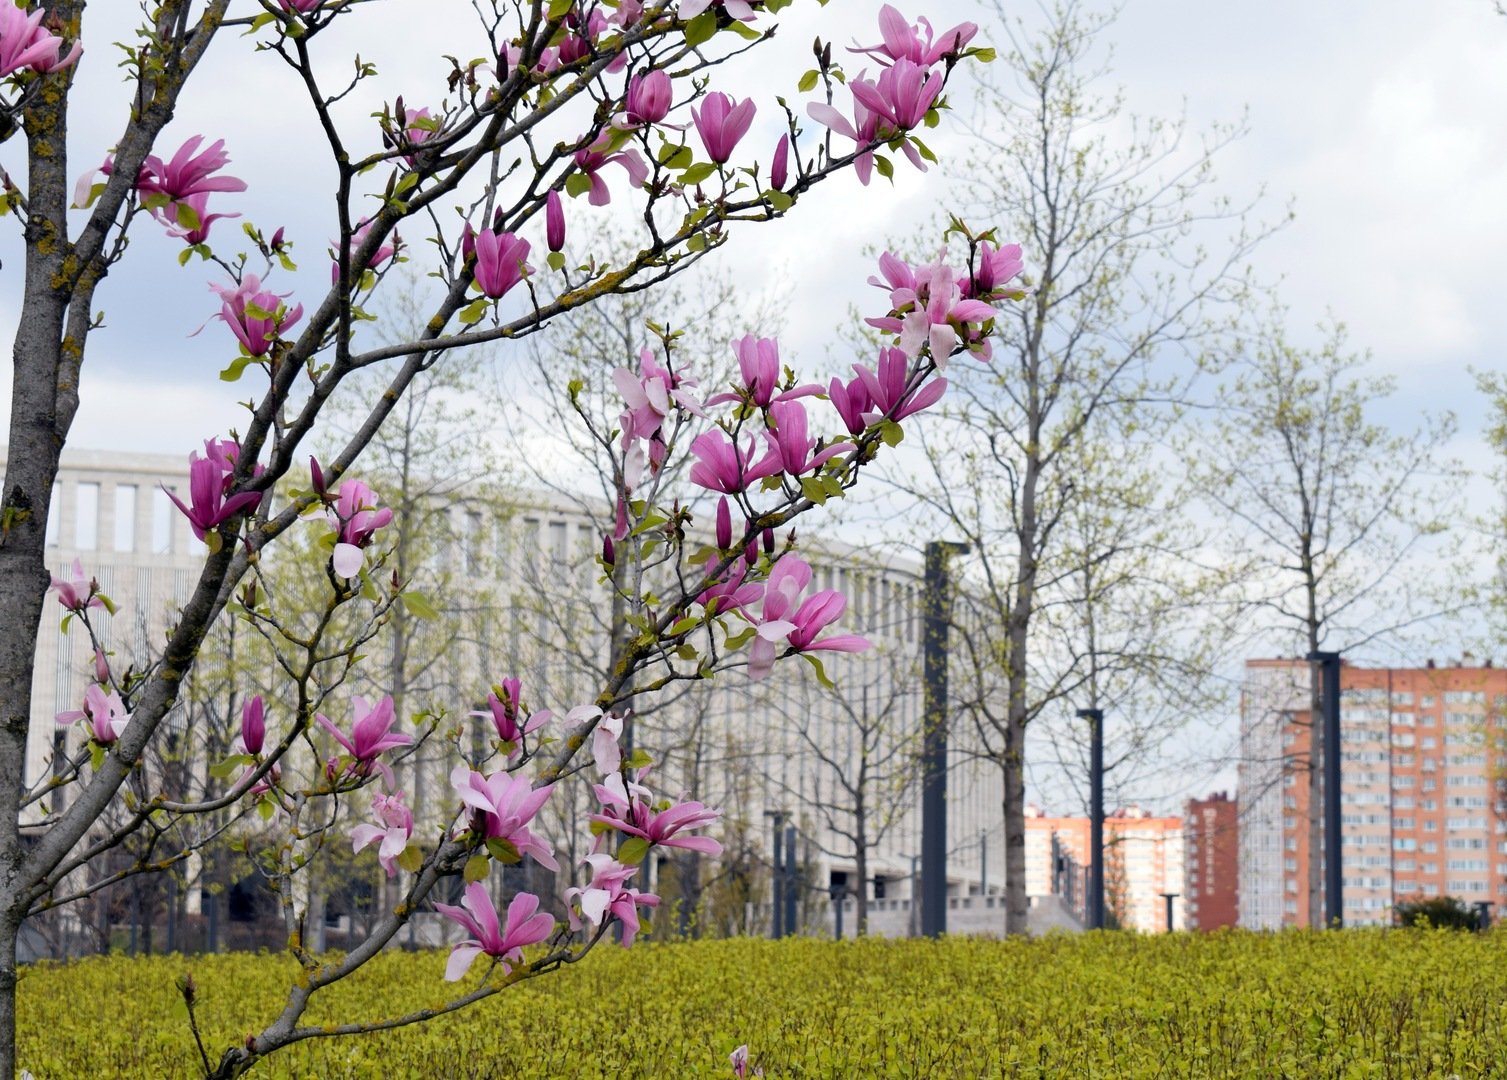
[444,943,484,982]
[332,542,365,579]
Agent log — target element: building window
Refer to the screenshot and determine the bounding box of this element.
[75,482,99,549]
[113,484,137,552]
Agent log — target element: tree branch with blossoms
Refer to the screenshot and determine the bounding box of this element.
[0,2,1007,1077]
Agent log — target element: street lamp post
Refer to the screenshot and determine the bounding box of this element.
[1077,708,1105,930]
[1307,651,1343,928]
[764,810,785,939]
[1160,891,1179,933]
[922,541,970,937]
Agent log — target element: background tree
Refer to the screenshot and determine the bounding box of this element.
[1196,316,1458,926]
[883,0,1267,933]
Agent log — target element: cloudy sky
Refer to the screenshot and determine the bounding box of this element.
[5,0,1503,463]
[2,0,1503,813]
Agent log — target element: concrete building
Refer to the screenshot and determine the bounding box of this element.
[1238,657,1507,928]
[16,448,1010,947]
[1184,791,1238,930]
[1024,803,1185,931]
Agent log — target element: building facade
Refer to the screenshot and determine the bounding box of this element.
[17,448,1009,947]
[1024,804,1185,931]
[1239,657,1507,928]
[1183,791,1238,930]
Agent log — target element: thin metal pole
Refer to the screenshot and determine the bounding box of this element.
[1160,891,1179,933]
[922,541,968,937]
[1078,708,1105,930]
[1308,651,1342,928]
[784,824,798,937]
[769,813,784,939]
[979,831,987,897]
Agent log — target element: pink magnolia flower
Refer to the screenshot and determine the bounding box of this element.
[237,695,266,756]
[57,685,131,745]
[829,372,875,436]
[691,92,756,165]
[434,885,555,982]
[207,274,303,357]
[961,240,1027,301]
[450,764,559,871]
[398,105,439,166]
[160,192,240,245]
[706,335,821,409]
[573,134,649,206]
[0,4,82,78]
[615,347,704,444]
[696,552,763,617]
[766,399,854,477]
[331,216,398,284]
[472,228,531,299]
[351,792,414,877]
[163,452,262,542]
[564,854,660,947]
[92,648,110,685]
[688,429,782,495]
[745,556,870,679]
[278,0,323,12]
[852,5,978,67]
[327,479,393,578]
[851,345,947,426]
[866,252,996,364]
[49,558,102,613]
[622,69,672,127]
[546,190,565,253]
[317,695,411,788]
[139,136,247,204]
[850,59,942,138]
[471,679,551,758]
[583,708,623,776]
[591,781,724,857]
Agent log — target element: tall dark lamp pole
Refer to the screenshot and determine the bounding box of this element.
[1078,707,1105,930]
[1307,651,1343,928]
[922,540,969,937]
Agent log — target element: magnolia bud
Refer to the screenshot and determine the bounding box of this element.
[716,496,732,550]
[771,133,789,192]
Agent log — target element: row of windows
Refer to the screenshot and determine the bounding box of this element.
[45,480,179,553]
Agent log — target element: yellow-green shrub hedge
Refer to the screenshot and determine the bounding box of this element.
[19,929,1507,1077]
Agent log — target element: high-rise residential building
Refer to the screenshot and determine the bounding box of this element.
[1184,791,1238,930]
[1024,803,1185,931]
[1239,657,1507,928]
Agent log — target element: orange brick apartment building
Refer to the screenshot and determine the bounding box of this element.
[1239,658,1507,928]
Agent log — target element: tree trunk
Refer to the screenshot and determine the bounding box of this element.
[1002,724,1028,935]
[854,839,868,936]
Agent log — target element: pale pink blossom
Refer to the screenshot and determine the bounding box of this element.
[450,764,559,871]
[564,853,660,947]
[57,685,130,745]
[317,695,410,788]
[351,792,414,877]
[691,92,756,165]
[851,6,977,67]
[49,558,102,613]
[326,479,393,578]
[590,781,723,857]
[434,885,555,981]
[745,556,870,679]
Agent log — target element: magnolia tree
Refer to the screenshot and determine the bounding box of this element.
[0,2,1019,1076]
